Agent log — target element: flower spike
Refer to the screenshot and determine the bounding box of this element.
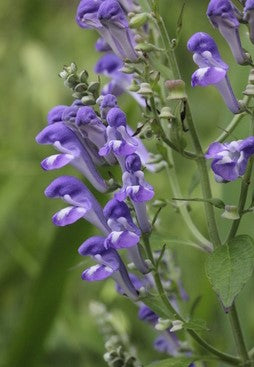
[78,236,139,300]
[36,122,108,192]
[187,32,241,114]
[45,176,110,232]
[205,137,254,182]
[207,0,250,65]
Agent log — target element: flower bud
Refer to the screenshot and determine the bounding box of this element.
[129,13,149,28]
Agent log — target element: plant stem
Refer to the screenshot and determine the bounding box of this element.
[228,304,250,365]
[216,112,247,143]
[142,234,240,366]
[165,157,213,251]
[226,156,254,242]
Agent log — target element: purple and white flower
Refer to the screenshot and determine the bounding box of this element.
[44,176,110,232]
[78,236,139,300]
[104,198,149,273]
[187,32,240,114]
[97,0,138,61]
[205,137,254,182]
[99,107,138,168]
[36,122,108,192]
[244,0,254,44]
[207,0,249,65]
[115,153,154,233]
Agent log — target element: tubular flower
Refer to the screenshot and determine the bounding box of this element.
[99,107,138,168]
[44,176,110,233]
[97,93,118,119]
[76,0,105,29]
[36,122,108,192]
[78,236,139,300]
[244,0,254,44]
[187,32,241,114]
[205,137,254,182]
[97,0,138,61]
[75,106,117,165]
[104,198,149,273]
[207,0,250,65]
[115,153,154,233]
[118,0,140,13]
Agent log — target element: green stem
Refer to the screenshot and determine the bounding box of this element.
[228,304,250,365]
[226,156,254,242]
[142,234,240,366]
[165,157,212,251]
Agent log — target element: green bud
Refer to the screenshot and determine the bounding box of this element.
[135,42,161,53]
[80,70,89,83]
[81,95,96,105]
[74,82,88,93]
[88,81,100,94]
[155,318,171,331]
[59,70,68,79]
[121,65,136,74]
[129,13,148,28]
[243,84,254,96]
[64,73,79,88]
[170,320,184,332]
[165,79,187,100]
[248,69,254,85]
[159,107,175,120]
[128,80,140,92]
[221,205,240,220]
[137,82,152,96]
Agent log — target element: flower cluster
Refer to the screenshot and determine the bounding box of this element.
[187,1,254,182]
[36,90,157,299]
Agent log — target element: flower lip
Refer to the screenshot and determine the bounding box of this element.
[125,153,142,173]
[191,67,227,87]
[98,0,128,28]
[94,53,123,74]
[103,198,131,220]
[207,0,239,28]
[95,37,112,52]
[76,0,104,29]
[62,106,79,123]
[187,32,228,70]
[47,105,67,125]
[106,107,127,127]
[75,106,102,126]
[78,236,106,256]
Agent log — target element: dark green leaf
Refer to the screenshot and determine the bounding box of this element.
[205,235,254,308]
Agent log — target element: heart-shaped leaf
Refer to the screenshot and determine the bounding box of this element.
[205,235,254,308]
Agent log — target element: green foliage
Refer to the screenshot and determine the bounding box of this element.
[145,357,195,367]
[205,235,254,308]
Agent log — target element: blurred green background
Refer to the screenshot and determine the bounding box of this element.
[1,0,254,366]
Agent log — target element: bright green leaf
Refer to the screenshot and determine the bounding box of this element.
[205,235,254,308]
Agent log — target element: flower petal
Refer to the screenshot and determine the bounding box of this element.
[52,206,88,226]
[82,264,114,281]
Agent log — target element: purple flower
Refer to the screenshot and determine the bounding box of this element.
[75,106,117,165]
[95,36,112,52]
[76,0,104,29]
[187,32,240,114]
[244,0,254,44]
[45,176,110,233]
[98,0,138,61]
[36,122,108,192]
[95,53,131,96]
[104,198,149,273]
[78,236,139,300]
[99,108,138,165]
[207,0,249,65]
[115,154,154,233]
[138,304,158,325]
[205,137,254,182]
[97,93,118,119]
[154,332,181,357]
[47,105,67,124]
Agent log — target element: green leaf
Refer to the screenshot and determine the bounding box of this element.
[184,318,208,332]
[146,357,195,367]
[205,235,254,308]
[140,292,173,319]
